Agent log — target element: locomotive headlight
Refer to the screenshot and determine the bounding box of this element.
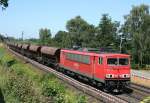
[120,74,130,78]
[106,74,114,78]
[126,74,130,78]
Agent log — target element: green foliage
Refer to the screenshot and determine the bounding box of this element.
[96,14,119,47]
[42,80,65,97]
[141,96,150,103]
[11,63,41,81]
[66,16,96,47]
[123,4,150,66]
[0,34,5,42]
[54,31,72,48]
[76,94,87,103]
[54,93,65,103]
[3,74,40,103]
[0,48,17,68]
[0,47,5,58]
[23,38,40,45]
[41,74,65,102]
[40,73,56,81]
[131,63,140,70]
[0,47,43,103]
[0,0,8,9]
[39,28,52,45]
[53,15,119,49]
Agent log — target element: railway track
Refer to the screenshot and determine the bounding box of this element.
[7,47,149,103]
[115,79,150,103]
[131,83,150,94]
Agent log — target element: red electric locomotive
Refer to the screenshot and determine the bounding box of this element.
[59,48,130,91]
[7,41,130,92]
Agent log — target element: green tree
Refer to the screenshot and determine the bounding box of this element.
[0,0,8,9]
[54,31,71,47]
[0,34,4,42]
[54,31,67,44]
[119,23,132,53]
[61,32,72,48]
[66,16,96,47]
[39,28,51,45]
[123,4,150,66]
[96,14,119,48]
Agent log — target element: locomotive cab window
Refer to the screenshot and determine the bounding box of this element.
[119,58,129,65]
[107,58,117,65]
[99,57,103,64]
[107,58,129,65]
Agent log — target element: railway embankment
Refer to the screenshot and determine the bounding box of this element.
[0,45,88,103]
[131,70,150,88]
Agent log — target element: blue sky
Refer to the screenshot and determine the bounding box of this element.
[0,0,150,39]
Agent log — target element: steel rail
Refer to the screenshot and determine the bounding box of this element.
[130,83,150,94]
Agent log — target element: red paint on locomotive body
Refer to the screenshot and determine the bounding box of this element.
[60,49,130,87]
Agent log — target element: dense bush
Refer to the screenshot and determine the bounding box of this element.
[131,63,140,70]
[3,74,41,103]
[76,94,87,103]
[131,63,150,70]
[41,74,65,102]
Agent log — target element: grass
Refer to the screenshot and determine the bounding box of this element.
[0,44,87,103]
[140,96,150,103]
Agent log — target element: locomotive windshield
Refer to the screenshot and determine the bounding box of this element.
[107,58,118,65]
[119,58,129,65]
[107,58,129,65]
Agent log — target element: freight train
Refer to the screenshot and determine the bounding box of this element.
[7,42,131,92]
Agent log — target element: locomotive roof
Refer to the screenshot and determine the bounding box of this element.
[62,49,130,57]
